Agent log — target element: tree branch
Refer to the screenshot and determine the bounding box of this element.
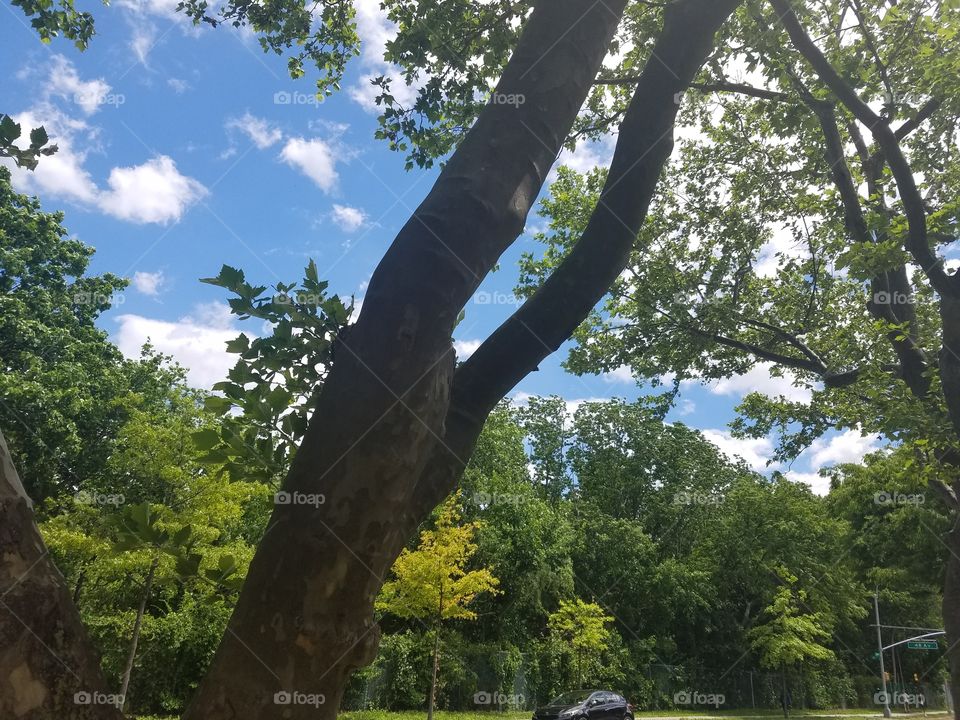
[406,0,744,519]
[769,0,957,297]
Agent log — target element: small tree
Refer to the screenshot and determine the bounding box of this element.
[377,494,499,720]
[548,599,613,689]
[748,574,835,718]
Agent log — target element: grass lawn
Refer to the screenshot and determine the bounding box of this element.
[137,710,950,720]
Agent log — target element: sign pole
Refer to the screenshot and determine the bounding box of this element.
[875,592,892,718]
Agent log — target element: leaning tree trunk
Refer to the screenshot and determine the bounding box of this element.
[182,3,628,718]
[0,430,121,720]
[118,556,158,712]
[181,1,744,717]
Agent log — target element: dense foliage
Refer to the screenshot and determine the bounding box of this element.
[4,0,960,716]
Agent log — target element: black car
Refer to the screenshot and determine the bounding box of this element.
[533,690,634,720]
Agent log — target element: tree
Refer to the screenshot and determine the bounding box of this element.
[522,0,960,707]
[0,166,130,501]
[38,369,264,716]
[377,494,499,720]
[548,599,614,690]
[3,1,747,716]
[748,574,836,717]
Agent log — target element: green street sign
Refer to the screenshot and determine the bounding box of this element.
[907,641,938,650]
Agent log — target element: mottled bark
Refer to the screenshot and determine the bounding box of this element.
[0,430,121,720]
[182,2,628,718]
[944,516,960,720]
[942,297,960,436]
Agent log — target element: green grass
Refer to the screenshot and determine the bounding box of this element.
[137,710,950,720]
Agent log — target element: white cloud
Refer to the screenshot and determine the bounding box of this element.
[803,428,882,468]
[755,224,808,278]
[132,270,166,296]
[709,362,811,402]
[3,94,205,226]
[601,365,635,384]
[349,296,364,323]
[454,339,482,360]
[98,156,208,224]
[280,137,339,192]
[45,55,112,115]
[5,106,99,204]
[786,470,832,496]
[554,135,617,176]
[168,78,189,94]
[226,112,283,149]
[113,302,242,389]
[701,429,776,472]
[331,204,368,232]
[115,0,184,63]
[349,0,420,112]
[130,26,156,65]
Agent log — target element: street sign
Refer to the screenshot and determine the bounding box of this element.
[907,641,938,650]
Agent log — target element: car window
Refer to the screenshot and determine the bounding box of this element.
[596,693,613,704]
[550,691,595,705]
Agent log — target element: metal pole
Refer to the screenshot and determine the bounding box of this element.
[875,592,892,718]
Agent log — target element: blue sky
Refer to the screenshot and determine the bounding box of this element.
[0,0,883,493]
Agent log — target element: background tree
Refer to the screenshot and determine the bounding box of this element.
[377,494,500,720]
[548,599,613,690]
[520,0,960,704]
[748,575,836,717]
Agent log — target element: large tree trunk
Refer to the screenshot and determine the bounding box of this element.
[944,515,960,720]
[0,430,121,720]
[183,3,739,718]
[182,3,628,718]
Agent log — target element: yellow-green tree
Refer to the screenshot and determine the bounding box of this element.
[377,494,499,720]
[548,598,613,689]
[748,572,835,719]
